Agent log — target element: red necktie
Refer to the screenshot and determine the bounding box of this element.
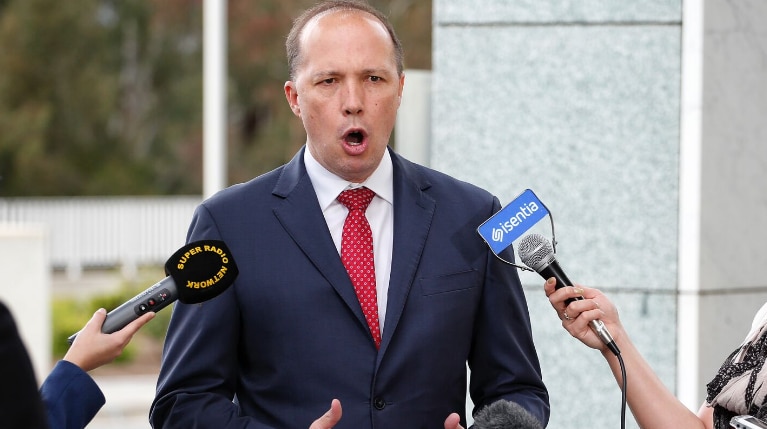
[337,187,381,349]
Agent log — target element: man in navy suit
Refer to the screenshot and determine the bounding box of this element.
[150,1,549,428]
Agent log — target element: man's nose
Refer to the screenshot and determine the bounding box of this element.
[342,82,364,115]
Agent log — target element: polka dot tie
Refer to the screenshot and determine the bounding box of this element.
[337,187,381,349]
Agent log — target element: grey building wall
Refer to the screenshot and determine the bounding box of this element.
[427,0,767,427]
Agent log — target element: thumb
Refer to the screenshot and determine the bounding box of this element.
[310,399,342,429]
[83,308,107,334]
[443,413,463,429]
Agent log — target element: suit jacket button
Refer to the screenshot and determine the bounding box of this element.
[373,398,386,410]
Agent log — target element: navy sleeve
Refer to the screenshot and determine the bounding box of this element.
[40,360,105,429]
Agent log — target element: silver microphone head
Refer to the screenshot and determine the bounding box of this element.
[517,233,555,272]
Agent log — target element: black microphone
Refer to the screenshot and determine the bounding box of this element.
[473,400,543,429]
[517,233,620,356]
[68,240,239,344]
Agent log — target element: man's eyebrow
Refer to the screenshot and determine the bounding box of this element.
[361,68,391,76]
[310,70,340,79]
[309,67,395,80]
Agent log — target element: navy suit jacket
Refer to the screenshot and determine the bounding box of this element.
[40,361,105,429]
[151,147,549,428]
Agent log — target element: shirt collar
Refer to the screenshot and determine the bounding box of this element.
[304,146,394,211]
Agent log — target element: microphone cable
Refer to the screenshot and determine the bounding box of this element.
[617,350,627,429]
[604,337,626,429]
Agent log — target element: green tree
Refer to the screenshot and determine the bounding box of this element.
[0,0,203,196]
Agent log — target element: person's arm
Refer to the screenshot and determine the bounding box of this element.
[41,308,155,429]
[150,278,255,428]
[468,226,550,425]
[152,205,282,428]
[545,278,713,429]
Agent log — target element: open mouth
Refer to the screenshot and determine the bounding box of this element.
[344,129,365,145]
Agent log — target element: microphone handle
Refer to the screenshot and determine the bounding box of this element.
[539,260,619,355]
[67,276,178,344]
[538,260,575,302]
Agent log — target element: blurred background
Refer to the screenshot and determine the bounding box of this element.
[2,1,767,429]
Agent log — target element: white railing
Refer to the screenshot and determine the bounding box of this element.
[0,196,202,279]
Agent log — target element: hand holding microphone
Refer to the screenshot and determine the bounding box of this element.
[64,307,156,372]
[68,240,239,344]
[518,233,620,356]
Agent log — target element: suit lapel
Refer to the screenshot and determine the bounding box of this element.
[379,152,435,352]
[271,149,369,329]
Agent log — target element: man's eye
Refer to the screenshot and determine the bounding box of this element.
[369,76,381,82]
[321,78,335,85]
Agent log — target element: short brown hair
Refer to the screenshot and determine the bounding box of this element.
[285,0,404,80]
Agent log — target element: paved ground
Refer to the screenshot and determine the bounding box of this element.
[88,375,157,429]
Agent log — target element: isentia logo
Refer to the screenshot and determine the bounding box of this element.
[476,189,550,255]
[491,201,541,242]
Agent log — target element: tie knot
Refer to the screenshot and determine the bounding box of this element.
[337,187,375,211]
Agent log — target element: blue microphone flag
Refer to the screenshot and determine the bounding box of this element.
[477,189,549,254]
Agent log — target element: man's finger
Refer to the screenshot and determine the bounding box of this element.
[309,399,342,429]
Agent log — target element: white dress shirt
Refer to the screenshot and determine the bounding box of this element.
[304,148,394,333]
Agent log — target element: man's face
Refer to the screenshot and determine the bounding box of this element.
[284,10,404,183]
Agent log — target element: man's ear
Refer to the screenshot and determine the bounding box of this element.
[284,81,301,117]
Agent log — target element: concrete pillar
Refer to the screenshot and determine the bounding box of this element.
[396,69,432,167]
[0,224,51,384]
